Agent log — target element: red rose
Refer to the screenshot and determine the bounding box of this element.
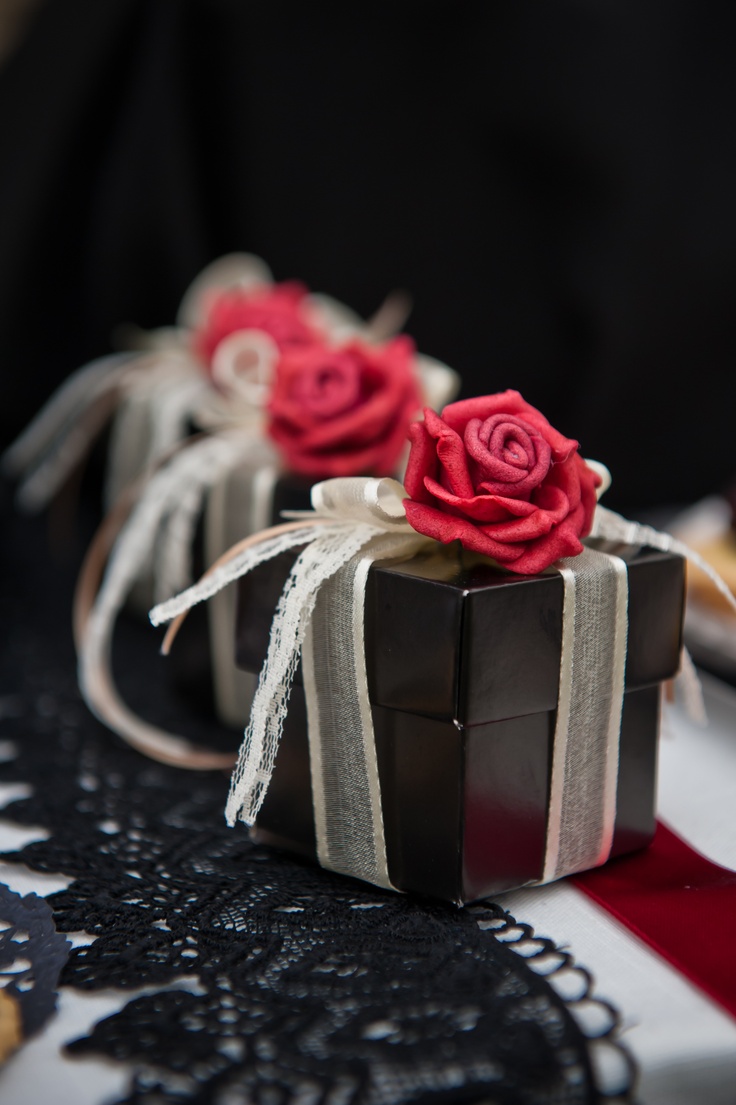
[403,390,601,574]
[194,281,320,366]
[267,336,423,478]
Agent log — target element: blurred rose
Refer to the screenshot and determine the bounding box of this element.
[194,281,320,367]
[268,336,422,477]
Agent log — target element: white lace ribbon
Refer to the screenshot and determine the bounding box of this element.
[221,480,421,842]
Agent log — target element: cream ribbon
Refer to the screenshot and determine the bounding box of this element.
[1,352,141,512]
[75,431,281,769]
[220,480,425,846]
[104,357,210,513]
[301,530,426,889]
[541,547,629,882]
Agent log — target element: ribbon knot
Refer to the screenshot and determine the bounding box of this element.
[292,475,415,530]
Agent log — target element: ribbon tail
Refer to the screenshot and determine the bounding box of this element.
[2,353,135,481]
[591,504,736,726]
[104,368,208,512]
[149,523,321,631]
[225,524,381,827]
[674,646,708,728]
[152,438,277,604]
[592,505,736,617]
[76,435,252,769]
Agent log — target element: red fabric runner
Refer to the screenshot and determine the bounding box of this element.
[572,821,736,1020]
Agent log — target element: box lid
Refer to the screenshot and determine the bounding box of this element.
[235,540,685,726]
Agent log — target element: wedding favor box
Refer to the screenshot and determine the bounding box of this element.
[234,540,685,904]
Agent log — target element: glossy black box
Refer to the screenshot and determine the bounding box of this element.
[235,541,686,903]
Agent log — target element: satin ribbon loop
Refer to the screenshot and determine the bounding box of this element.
[209,329,278,410]
[310,476,415,531]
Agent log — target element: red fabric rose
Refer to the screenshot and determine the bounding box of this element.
[403,390,601,574]
[194,281,320,366]
[267,336,423,478]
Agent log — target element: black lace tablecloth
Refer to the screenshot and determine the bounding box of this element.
[0,494,634,1104]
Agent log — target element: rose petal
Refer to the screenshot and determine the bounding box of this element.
[504,407,578,462]
[425,410,476,499]
[421,476,539,523]
[293,379,415,450]
[440,390,532,431]
[276,406,412,476]
[486,417,535,469]
[576,456,601,535]
[404,419,440,503]
[539,455,581,512]
[405,500,588,574]
[508,508,587,574]
[465,417,536,480]
[442,390,578,463]
[290,362,361,419]
[195,281,318,366]
[404,500,526,562]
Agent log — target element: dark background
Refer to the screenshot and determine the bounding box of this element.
[1,0,735,516]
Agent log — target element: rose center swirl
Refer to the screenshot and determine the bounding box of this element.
[464,414,552,490]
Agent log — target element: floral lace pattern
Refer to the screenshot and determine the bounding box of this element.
[0,506,635,1104]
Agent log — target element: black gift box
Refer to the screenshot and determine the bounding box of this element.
[234,541,685,904]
